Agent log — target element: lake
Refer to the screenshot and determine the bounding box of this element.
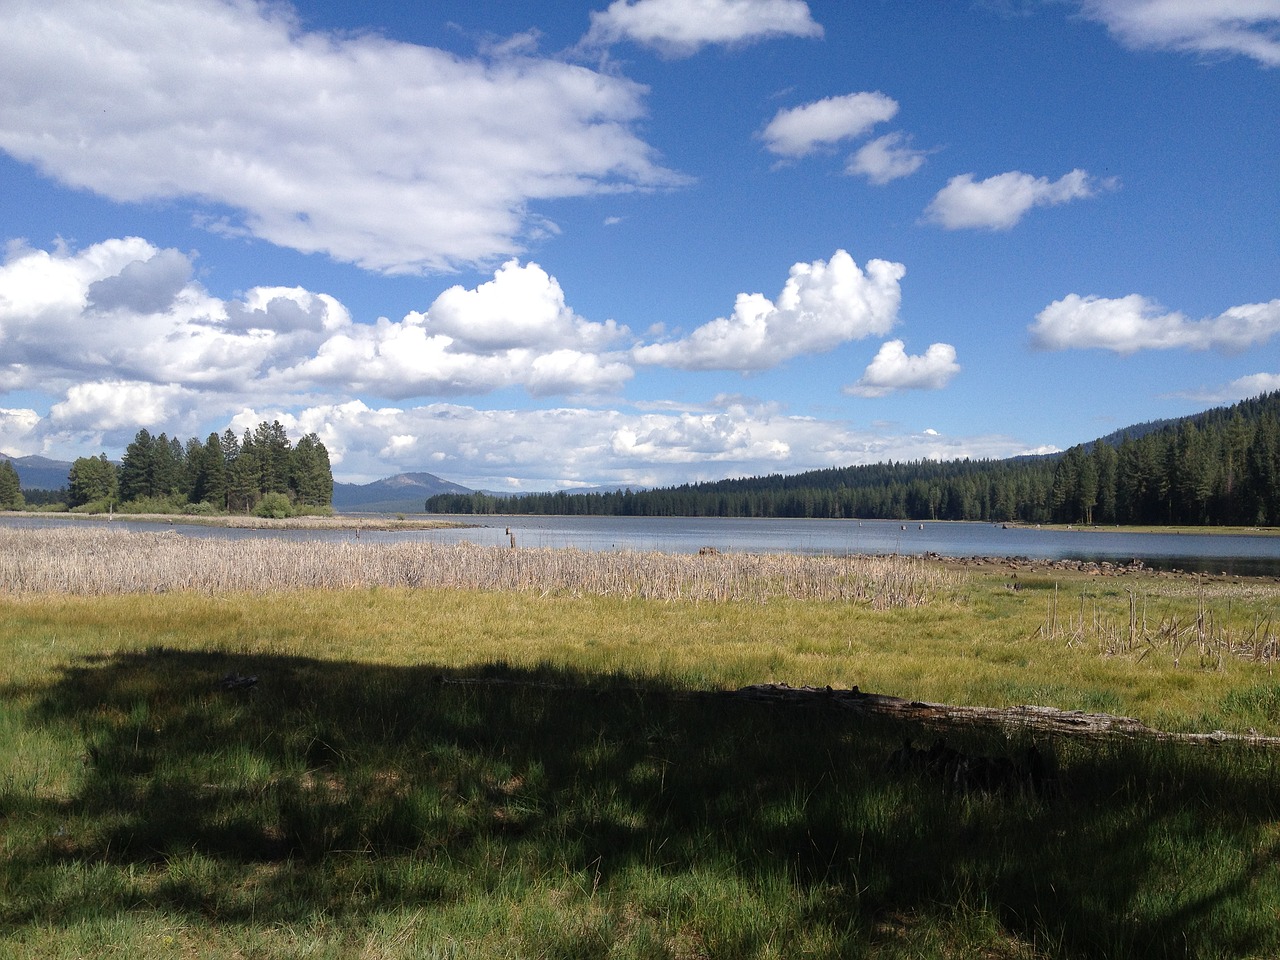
[5,513,1280,576]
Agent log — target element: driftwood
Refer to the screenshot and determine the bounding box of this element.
[729,683,1280,747]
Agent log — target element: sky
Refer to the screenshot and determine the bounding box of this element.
[0,0,1277,489]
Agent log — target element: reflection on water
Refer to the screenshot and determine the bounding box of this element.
[4,514,1280,576]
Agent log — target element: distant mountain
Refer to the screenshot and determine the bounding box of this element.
[0,453,72,491]
[332,472,472,513]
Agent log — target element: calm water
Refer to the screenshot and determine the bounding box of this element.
[6,514,1280,575]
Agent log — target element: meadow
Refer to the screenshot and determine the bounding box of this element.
[1,526,1278,959]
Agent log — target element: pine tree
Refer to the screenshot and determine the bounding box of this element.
[290,433,333,507]
[0,460,23,509]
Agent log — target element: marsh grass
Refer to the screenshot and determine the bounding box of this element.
[3,529,1280,957]
[1037,578,1280,670]
[0,526,950,606]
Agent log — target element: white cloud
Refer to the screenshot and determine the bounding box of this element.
[1175,372,1280,404]
[0,0,679,274]
[1081,0,1280,67]
[49,381,198,432]
[0,407,40,456]
[633,250,905,371]
[1030,293,1280,353]
[584,0,822,56]
[845,340,961,397]
[846,132,928,184]
[923,169,1109,230]
[0,238,637,451]
[761,92,899,158]
[250,398,1032,487]
[425,259,627,353]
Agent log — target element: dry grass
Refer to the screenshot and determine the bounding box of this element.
[1039,579,1280,670]
[0,526,954,607]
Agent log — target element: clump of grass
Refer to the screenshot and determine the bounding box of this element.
[0,526,953,607]
[1039,579,1280,670]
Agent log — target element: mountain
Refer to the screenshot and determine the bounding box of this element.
[332,472,472,513]
[0,453,73,490]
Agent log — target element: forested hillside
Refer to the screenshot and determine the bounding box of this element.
[427,393,1280,527]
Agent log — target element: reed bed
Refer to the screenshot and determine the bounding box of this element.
[1039,581,1280,669]
[0,526,954,607]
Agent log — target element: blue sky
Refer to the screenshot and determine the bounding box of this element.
[0,0,1277,488]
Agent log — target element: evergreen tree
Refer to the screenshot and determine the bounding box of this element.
[117,429,156,501]
[253,420,293,495]
[68,454,119,507]
[290,433,333,506]
[227,437,263,514]
[0,460,23,509]
[186,433,228,508]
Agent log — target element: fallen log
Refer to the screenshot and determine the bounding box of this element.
[728,683,1280,747]
[436,675,1280,747]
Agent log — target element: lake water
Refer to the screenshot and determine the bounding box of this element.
[6,514,1280,576]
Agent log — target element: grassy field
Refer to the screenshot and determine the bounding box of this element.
[2,527,1279,958]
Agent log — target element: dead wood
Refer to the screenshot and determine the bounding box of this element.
[728,683,1280,747]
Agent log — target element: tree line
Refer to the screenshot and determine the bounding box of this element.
[427,393,1280,527]
[59,421,333,515]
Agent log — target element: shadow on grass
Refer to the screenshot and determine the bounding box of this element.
[3,647,1279,958]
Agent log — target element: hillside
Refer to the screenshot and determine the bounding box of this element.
[332,472,471,513]
[428,392,1280,526]
[0,454,74,491]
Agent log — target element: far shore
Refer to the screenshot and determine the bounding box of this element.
[3,510,471,531]
[1002,520,1280,538]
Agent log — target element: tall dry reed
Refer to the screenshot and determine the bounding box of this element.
[0,526,953,607]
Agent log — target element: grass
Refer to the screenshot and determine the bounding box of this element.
[2,528,1280,957]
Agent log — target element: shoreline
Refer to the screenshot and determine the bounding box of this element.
[2,510,471,531]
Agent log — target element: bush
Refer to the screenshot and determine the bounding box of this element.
[254,491,294,519]
[182,501,223,516]
[116,495,187,515]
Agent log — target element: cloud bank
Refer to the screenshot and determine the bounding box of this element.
[0,0,680,274]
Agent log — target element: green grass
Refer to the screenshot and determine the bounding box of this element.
[2,575,1280,958]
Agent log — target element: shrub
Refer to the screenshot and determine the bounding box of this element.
[182,501,223,516]
[254,491,294,519]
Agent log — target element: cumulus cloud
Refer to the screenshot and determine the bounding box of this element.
[425,259,627,353]
[251,398,1031,487]
[632,250,904,371]
[845,340,960,397]
[0,0,679,274]
[0,407,40,456]
[923,169,1110,230]
[0,238,635,442]
[761,92,899,158]
[583,0,822,56]
[1080,0,1280,67]
[49,381,198,432]
[1030,293,1280,353]
[846,132,928,184]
